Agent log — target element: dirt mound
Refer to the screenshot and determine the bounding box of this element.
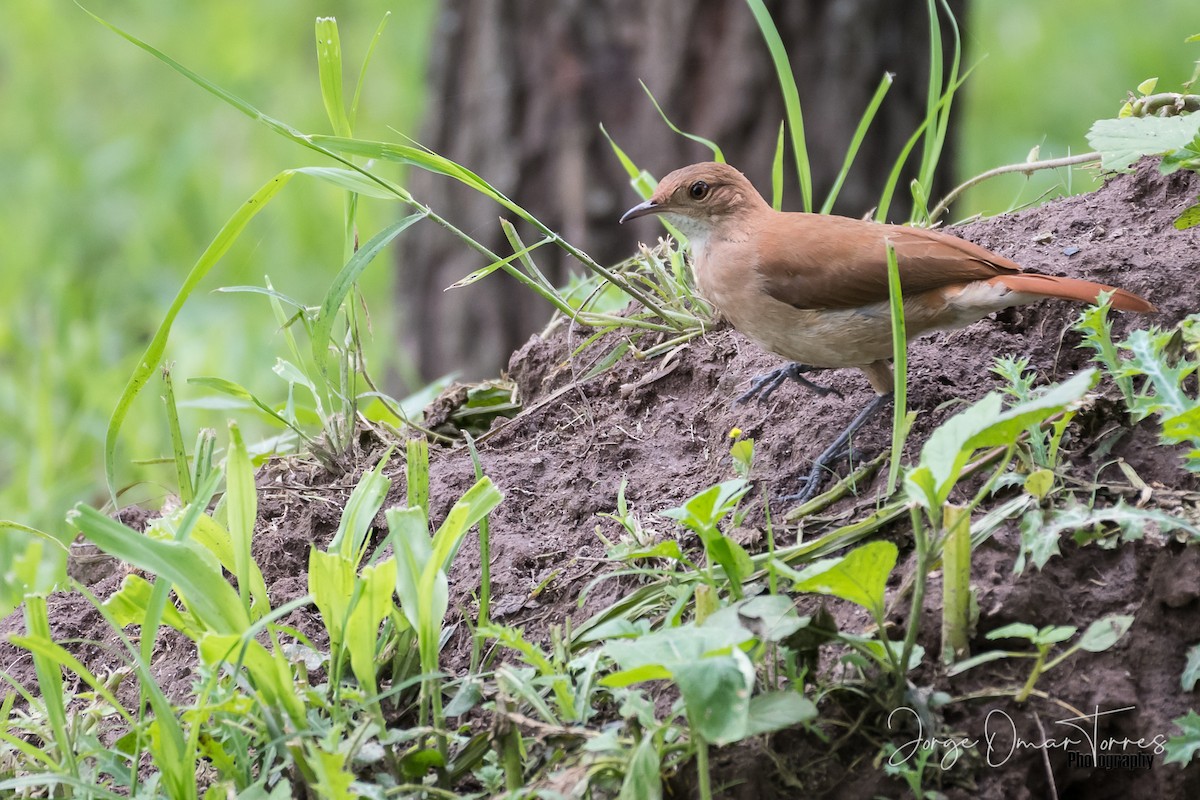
[3,160,1199,797]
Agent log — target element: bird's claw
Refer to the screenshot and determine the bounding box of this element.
[734,363,842,407]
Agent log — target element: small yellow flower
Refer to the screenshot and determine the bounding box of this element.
[728,427,742,439]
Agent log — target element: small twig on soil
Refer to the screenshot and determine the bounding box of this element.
[1033,711,1060,800]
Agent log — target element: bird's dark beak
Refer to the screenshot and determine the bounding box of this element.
[619,199,661,224]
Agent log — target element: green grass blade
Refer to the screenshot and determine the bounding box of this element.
[315,17,351,138]
[406,438,430,515]
[104,171,295,496]
[350,13,391,126]
[329,448,394,561]
[72,505,250,633]
[639,80,724,161]
[820,73,894,214]
[745,0,812,211]
[22,597,77,776]
[225,422,261,616]
[885,241,911,496]
[161,364,193,504]
[312,214,424,380]
[771,121,785,210]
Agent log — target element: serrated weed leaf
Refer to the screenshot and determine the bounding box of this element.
[783,541,898,619]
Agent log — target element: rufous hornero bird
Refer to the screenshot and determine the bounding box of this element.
[620,162,1155,502]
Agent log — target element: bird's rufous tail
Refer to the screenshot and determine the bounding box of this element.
[990,273,1156,313]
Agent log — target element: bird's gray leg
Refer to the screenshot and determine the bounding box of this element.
[783,392,892,503]
[735,362,843,406]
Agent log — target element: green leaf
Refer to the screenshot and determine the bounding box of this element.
[226,422,259,615]
[743,691,818,737]
[328,449,394,560]
[707,595,807,643]
[674,650,754,744]
[312,215,424,380]
[638,78,724,162]
[72,505,249,634]
[661,480,750,532]
[0,522,67,616]
[785,541,898,619]
[345,556,396,695]
[619,731,663,800]
[1024,469,1055,500]
[945,649,1012,676]
[1183,643,1200,692]
[986,622,1038,641]
[1164,709,1200,766]
[603,617,753,674]
[1076,614,1133,653]
[104,574,197,636]
[1085,114,1200,171]
[315,18,351,138]
[744,0,812,210]
[1034,624,1078,645]
[105,172,296,494]
[387,506,431,632]
[308,549,356,652]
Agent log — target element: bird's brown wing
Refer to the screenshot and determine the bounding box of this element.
[754,214,1023,310]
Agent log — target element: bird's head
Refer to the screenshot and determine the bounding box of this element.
[619,162,769,241]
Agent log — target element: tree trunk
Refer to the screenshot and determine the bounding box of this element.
[397,0,965,384]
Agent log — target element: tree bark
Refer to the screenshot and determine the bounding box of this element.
[397,0,965,384]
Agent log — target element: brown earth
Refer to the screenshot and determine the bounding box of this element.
[3,159,1200,798]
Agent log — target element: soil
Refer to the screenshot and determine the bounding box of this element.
[3,159,1200,798]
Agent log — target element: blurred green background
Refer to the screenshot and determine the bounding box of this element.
[0,0,1196,534]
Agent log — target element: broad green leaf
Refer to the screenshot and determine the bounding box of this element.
[189,514,269,615]
[674,649,754,744]
[104,574,197,637]
[1076,614,1133,653]
[345,558,398,695]
[1175,201,1200,231]
[661,479,750,532]
[1024,469,1054,500]
[1164,710,1200,766]
[1183,643,1200,692]
[618,731,663,800]
[73,505,249,634]
[428,477,503,578]
[986,622,1038,641]
[199,633,306,725]
[308,549,356,651]
[1034,624,1077,645]
[1086,114,1200,171]
[600,663,674,688]
[706,594,807,643]
[388,506,431,632]
[743,691,818,737]
[603,618,753,674]
[328,448,394,560]
[786,541,898,619]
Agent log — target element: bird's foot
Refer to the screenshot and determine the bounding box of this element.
[780,441,855,504]
[779,393,893,505]
[734,363,842,406]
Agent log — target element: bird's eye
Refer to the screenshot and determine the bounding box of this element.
[689,180,710,200]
